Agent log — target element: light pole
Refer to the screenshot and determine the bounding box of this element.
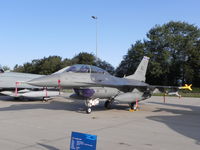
[91,16,98,61]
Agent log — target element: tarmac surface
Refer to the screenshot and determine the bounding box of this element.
[0,95,200,150]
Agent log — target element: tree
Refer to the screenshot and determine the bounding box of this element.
[14,56,63,75]
[96,59,115,75]
[146,21,200,85]
[71,52,115,74]
[115,40,146,77]
[191,40,200,86]
[71,52,96,65]
[2,66,10,71]
[13,52,115,75]
[116,21,200,86]
[39,56,63,74]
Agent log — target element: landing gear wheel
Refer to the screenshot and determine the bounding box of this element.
[42,97,49,102]
[130,102,136,110]
[86,107,92,114]
[104,100,112,109]
[14,97,20,100]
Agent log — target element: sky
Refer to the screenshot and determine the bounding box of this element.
[1,0,200,69]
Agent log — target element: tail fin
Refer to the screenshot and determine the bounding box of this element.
[125,56,150,82]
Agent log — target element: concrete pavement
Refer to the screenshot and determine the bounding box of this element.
[0,95,200,150]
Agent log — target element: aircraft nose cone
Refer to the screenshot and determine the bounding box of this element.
[27,75,59,87]
[27,78,45,86]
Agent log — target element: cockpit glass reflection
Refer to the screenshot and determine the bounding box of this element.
[65,64,109,74]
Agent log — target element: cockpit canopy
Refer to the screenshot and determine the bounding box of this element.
[65,64,109,74]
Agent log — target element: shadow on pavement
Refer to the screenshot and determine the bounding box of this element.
[0,95,43,102]
[147,102,200,145]
[37,143,60,150]
[0,96,129,113]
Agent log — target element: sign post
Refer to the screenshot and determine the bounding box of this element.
[70,132,97,150]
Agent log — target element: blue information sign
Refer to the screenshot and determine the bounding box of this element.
[70,131,97,150]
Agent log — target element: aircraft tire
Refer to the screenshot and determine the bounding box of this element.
[130,102,135,110]
[104,100,111,109]
[14,97,20,100]
[86,107,92,114]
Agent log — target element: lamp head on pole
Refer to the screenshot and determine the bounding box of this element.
[91,15,98,61]
[91,16,98,19]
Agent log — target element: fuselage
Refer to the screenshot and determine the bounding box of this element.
[0,72,43,90]
[28,71,149,89]
[27,64,151,103]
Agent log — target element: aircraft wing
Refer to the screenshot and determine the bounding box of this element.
[0,89,61,99]
[76,80,150,93]
[76,81,192,93]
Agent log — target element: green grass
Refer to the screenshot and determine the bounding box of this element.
[179,87,200,97]
[62,89,73,93]
[153,93,200,98]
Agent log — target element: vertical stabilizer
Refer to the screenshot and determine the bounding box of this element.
[125,56,149,82]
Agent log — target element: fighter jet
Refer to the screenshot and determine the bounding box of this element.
[27,57,192,113]
[0,65,69,100]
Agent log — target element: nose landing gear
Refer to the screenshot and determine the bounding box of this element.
[86,107,92,114]
[85,98,99,114]
[129,100,139,112]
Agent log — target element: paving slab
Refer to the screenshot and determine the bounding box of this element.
[0,95,200,150]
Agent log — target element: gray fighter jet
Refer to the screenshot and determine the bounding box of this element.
[27,57,191,113]
[0,66,69,100]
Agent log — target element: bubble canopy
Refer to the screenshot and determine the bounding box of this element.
[65,64,109,74]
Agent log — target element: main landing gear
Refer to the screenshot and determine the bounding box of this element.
[129,101,139,111]
[86,107,92,114]
[104,98,114,109]
[85,98,99,114]
[42,97,51,102]
[85,98,115,114]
